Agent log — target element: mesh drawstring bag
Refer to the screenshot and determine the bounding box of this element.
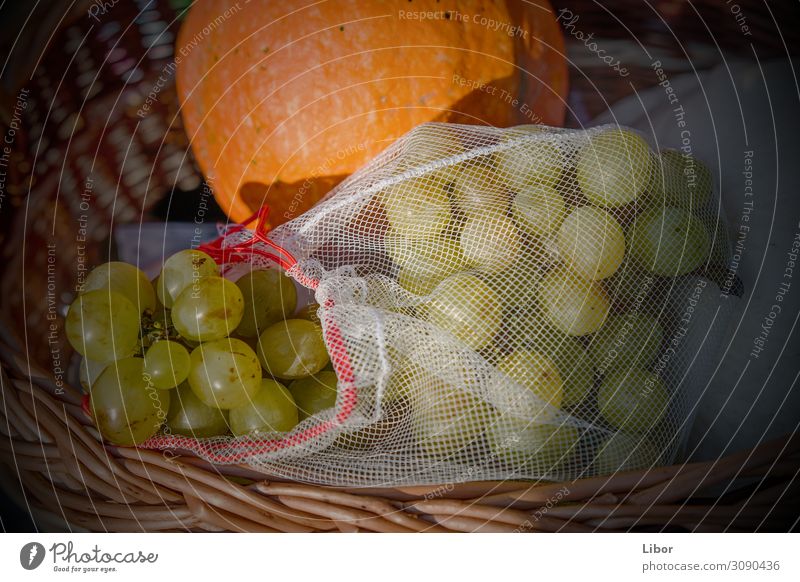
[142,122,730,487]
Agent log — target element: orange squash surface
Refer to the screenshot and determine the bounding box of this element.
[177,0,567,226]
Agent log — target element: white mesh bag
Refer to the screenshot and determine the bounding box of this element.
[146,122,730,487]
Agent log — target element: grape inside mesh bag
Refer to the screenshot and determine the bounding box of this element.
[144,123,730,487]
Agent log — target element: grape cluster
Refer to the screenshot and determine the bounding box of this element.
[66,126,716,479]
[380,126,717,471]
[68,251,336,445]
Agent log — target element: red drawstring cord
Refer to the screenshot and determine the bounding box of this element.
[197,206,301,276]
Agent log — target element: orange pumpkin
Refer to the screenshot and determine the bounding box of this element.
[177,0,567,227]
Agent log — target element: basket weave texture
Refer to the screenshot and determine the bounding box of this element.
[1,352,797,531]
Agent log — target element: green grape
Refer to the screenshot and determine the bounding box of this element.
[396,124,465,183]
[171,276,244,342]
[424,273,502,350]
[537,267,610,336]
[381,175,451,240]
[528,332,594,409]
[166,382,230,438]
[627,207,711,276]
[384,230,466,280]
[235,335,261,360]
[384,358,419,402]
[396,268,442,296]
[594,431,661,475]
[288,371,338,420]
[295,303,321,326]
[79,357,108,392]
[235,269,298,338]
[487,419,580,472]
[501,306,551,352]
[512,182,567,238]
[187,338,262,409]
[412,382,490,457]
[597,367,669,433]
[257,319,330,380]
[603,259,657,309]
[156,249,218,308]
[489,257,543,305]
[82,262,156,313]
[588,312,664,374]
[557,206,626,281]
[495,126,564,191]
[90,357,169,446]
[143,340,190,389]
[450,158,509,217]
[576,128,653,207]
[494,307,594,408]
[65,290,140,362]
[483,255,543,314]
[497,350,563,409]
[460,211,522,274]
[229,378,299,436]
[649,149,712,210]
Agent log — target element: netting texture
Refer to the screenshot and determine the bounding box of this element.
[156,123,730,487]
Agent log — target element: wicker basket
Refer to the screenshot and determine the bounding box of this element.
[1,357,797,532]
[1,0,798,532]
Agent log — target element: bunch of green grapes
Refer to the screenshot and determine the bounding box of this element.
[396,128,714,470]
[386,127,717,468]
[383,126,568,299]
[67,126,718,474]
[67,250,333,446]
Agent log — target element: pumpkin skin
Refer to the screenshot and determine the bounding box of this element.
[177,0,567,226]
